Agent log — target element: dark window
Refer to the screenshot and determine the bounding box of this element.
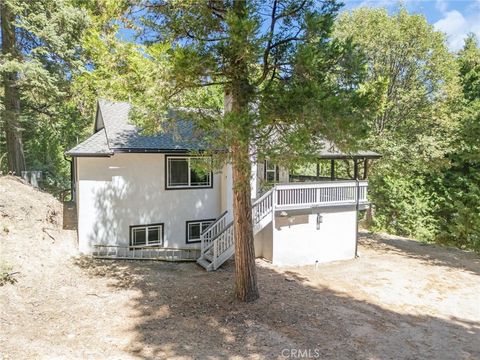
[130,224,163,248]
[190,157,211,186]
[168,158,189,187]
[186,219,215,244]
[166,156,212,189]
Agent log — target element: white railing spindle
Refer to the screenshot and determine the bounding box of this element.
[273,180,368,209]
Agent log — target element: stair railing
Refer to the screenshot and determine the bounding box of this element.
[212,222,234,270]
[200,211,228,255]
[252,188,274,224]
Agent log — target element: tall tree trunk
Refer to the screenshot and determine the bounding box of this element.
[229,0,259,302]
[1,0,26,174]
[231,139,259,302]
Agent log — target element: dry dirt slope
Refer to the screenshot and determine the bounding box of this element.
[0,175,479,360]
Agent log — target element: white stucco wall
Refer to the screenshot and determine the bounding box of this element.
[76,153,223,253]
[267,207,357,266]
[254,222,273,260]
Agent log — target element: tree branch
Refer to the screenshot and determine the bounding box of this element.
[256,0,278,86]
[185,30,227,42]
[256,0,307,86]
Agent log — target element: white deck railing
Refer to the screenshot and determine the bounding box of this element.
[274,180,368,209]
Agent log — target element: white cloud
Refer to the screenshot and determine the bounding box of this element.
[434,2,480,51]
[435,0,448,12]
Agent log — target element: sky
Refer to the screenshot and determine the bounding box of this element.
[118,1,480,52]
[343,0,480,51]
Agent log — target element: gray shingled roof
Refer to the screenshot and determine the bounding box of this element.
[67,100,381,159]
[66,128,112,156]
[66,100,208,156]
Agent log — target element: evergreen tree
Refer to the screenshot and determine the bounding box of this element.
[0,0,88,176]
[133,0,374,301]
[436,34,480,251]
[335,8,461,240]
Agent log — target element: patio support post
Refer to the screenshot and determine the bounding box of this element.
[353,159,359,180]
[330,159,335,180]
[363,159,369,180]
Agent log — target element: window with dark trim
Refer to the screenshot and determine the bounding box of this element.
[264,160,279,182]
[186,219,215,244]
[166,156,212,189]
[130,223,164,248]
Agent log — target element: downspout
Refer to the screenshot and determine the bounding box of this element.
[355,177,360,258]
[64,155,73,202]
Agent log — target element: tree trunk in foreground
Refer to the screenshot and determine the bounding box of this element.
[232,142,259,302]
[227,0,259,302]
[1,1,26,174]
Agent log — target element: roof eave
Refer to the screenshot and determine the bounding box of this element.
[65,152,113,157]
[317,154,382,160]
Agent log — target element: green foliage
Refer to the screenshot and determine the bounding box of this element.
[0,0,90,188]
[335,7,460,171]
[335,7,464,244]
[433,34,480,252]
[369,174,439,241]
[130,0,375,168]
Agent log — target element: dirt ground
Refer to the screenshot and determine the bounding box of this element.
[1,175,479,359]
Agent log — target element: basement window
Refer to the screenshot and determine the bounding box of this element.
[186,219,215,244]
[130,223,164,248]
[166,156,212,189]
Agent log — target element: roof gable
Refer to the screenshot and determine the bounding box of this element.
[67,100,208,156]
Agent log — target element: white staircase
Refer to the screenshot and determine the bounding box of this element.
[197,189,274,271]
[196,180,369,271]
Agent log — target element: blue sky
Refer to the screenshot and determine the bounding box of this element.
[119,1,480,52]
[343,0,480,51]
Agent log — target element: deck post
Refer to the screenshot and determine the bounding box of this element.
[330,159,335,180]
[363,159,369,180]
[355,178,360,258]
[353,159,359,180]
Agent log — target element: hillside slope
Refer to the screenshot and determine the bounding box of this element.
[0,175,78,272]
[0,176,136,359]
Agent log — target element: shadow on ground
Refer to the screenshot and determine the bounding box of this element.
[74,255,480,360]
[360,230,480,276]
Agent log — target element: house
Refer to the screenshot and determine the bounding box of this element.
[66,100,380,270]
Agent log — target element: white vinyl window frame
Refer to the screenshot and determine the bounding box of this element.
[186,219,215,244]
[166,156,213,189]
[130,223,164,248]
[264,160,279,182]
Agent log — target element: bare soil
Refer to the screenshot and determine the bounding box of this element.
[1,175,479,359]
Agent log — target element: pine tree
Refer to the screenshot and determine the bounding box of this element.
[1,0,25,174]
[0,0,88,175]
[125,0,373,301]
